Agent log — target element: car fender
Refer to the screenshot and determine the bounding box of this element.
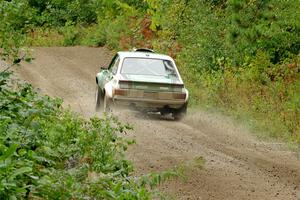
[96,72,105,88]
[104,80,114,98]
[184,88,189,103]
[97,70,113,89]
[96,74,101,86]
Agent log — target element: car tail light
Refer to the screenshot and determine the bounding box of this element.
[174,93,186,99]
[114,89,127,96]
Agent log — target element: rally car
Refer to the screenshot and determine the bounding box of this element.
[95,49,188,120]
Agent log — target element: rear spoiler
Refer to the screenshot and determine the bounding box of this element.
[132,48,155,53]
[119,79,184,87]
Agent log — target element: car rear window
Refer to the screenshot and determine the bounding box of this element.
[121,58,178,77]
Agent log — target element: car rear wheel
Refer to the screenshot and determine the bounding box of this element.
[103,92,112,113]
[95,86,104,111]
[173,102,188,120]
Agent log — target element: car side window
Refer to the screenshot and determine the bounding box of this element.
[111,57,120,75]
[108,54,118,69]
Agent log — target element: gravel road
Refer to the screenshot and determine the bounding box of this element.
[16,47,300,200]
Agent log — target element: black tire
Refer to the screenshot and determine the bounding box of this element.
[95,86,103,111]
[173,102,188,121]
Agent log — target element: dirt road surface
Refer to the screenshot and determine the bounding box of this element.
[15,47,300,200]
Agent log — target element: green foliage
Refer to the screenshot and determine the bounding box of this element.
[193,55,300,144]
[0,71,159,199]
[0,0,34,62]
[26,28,64,47]
[141,0,300,69]
[28,0,97,26]
[80,25,107,47]
[146,167,185,188]
[60,22,80,46]
[22,0,145,48]
[226,0,300,64]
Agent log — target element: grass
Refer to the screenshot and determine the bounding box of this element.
[180,55,300,146]
[26,28,64,46]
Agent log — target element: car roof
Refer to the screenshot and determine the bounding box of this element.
[117,51,174,61]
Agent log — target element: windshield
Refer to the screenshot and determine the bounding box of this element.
[121,58,178,77]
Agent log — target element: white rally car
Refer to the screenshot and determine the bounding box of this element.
[95,49,188,119]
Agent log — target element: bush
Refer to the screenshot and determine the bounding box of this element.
[191,55,300,144]
[60,22,80,46]
[26,28,64,46]
[0,71,155,199]
[80,25,107,47]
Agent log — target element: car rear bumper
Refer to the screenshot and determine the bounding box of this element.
[112,96,186,109]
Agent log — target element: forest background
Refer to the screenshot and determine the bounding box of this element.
[0,0,299,198]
